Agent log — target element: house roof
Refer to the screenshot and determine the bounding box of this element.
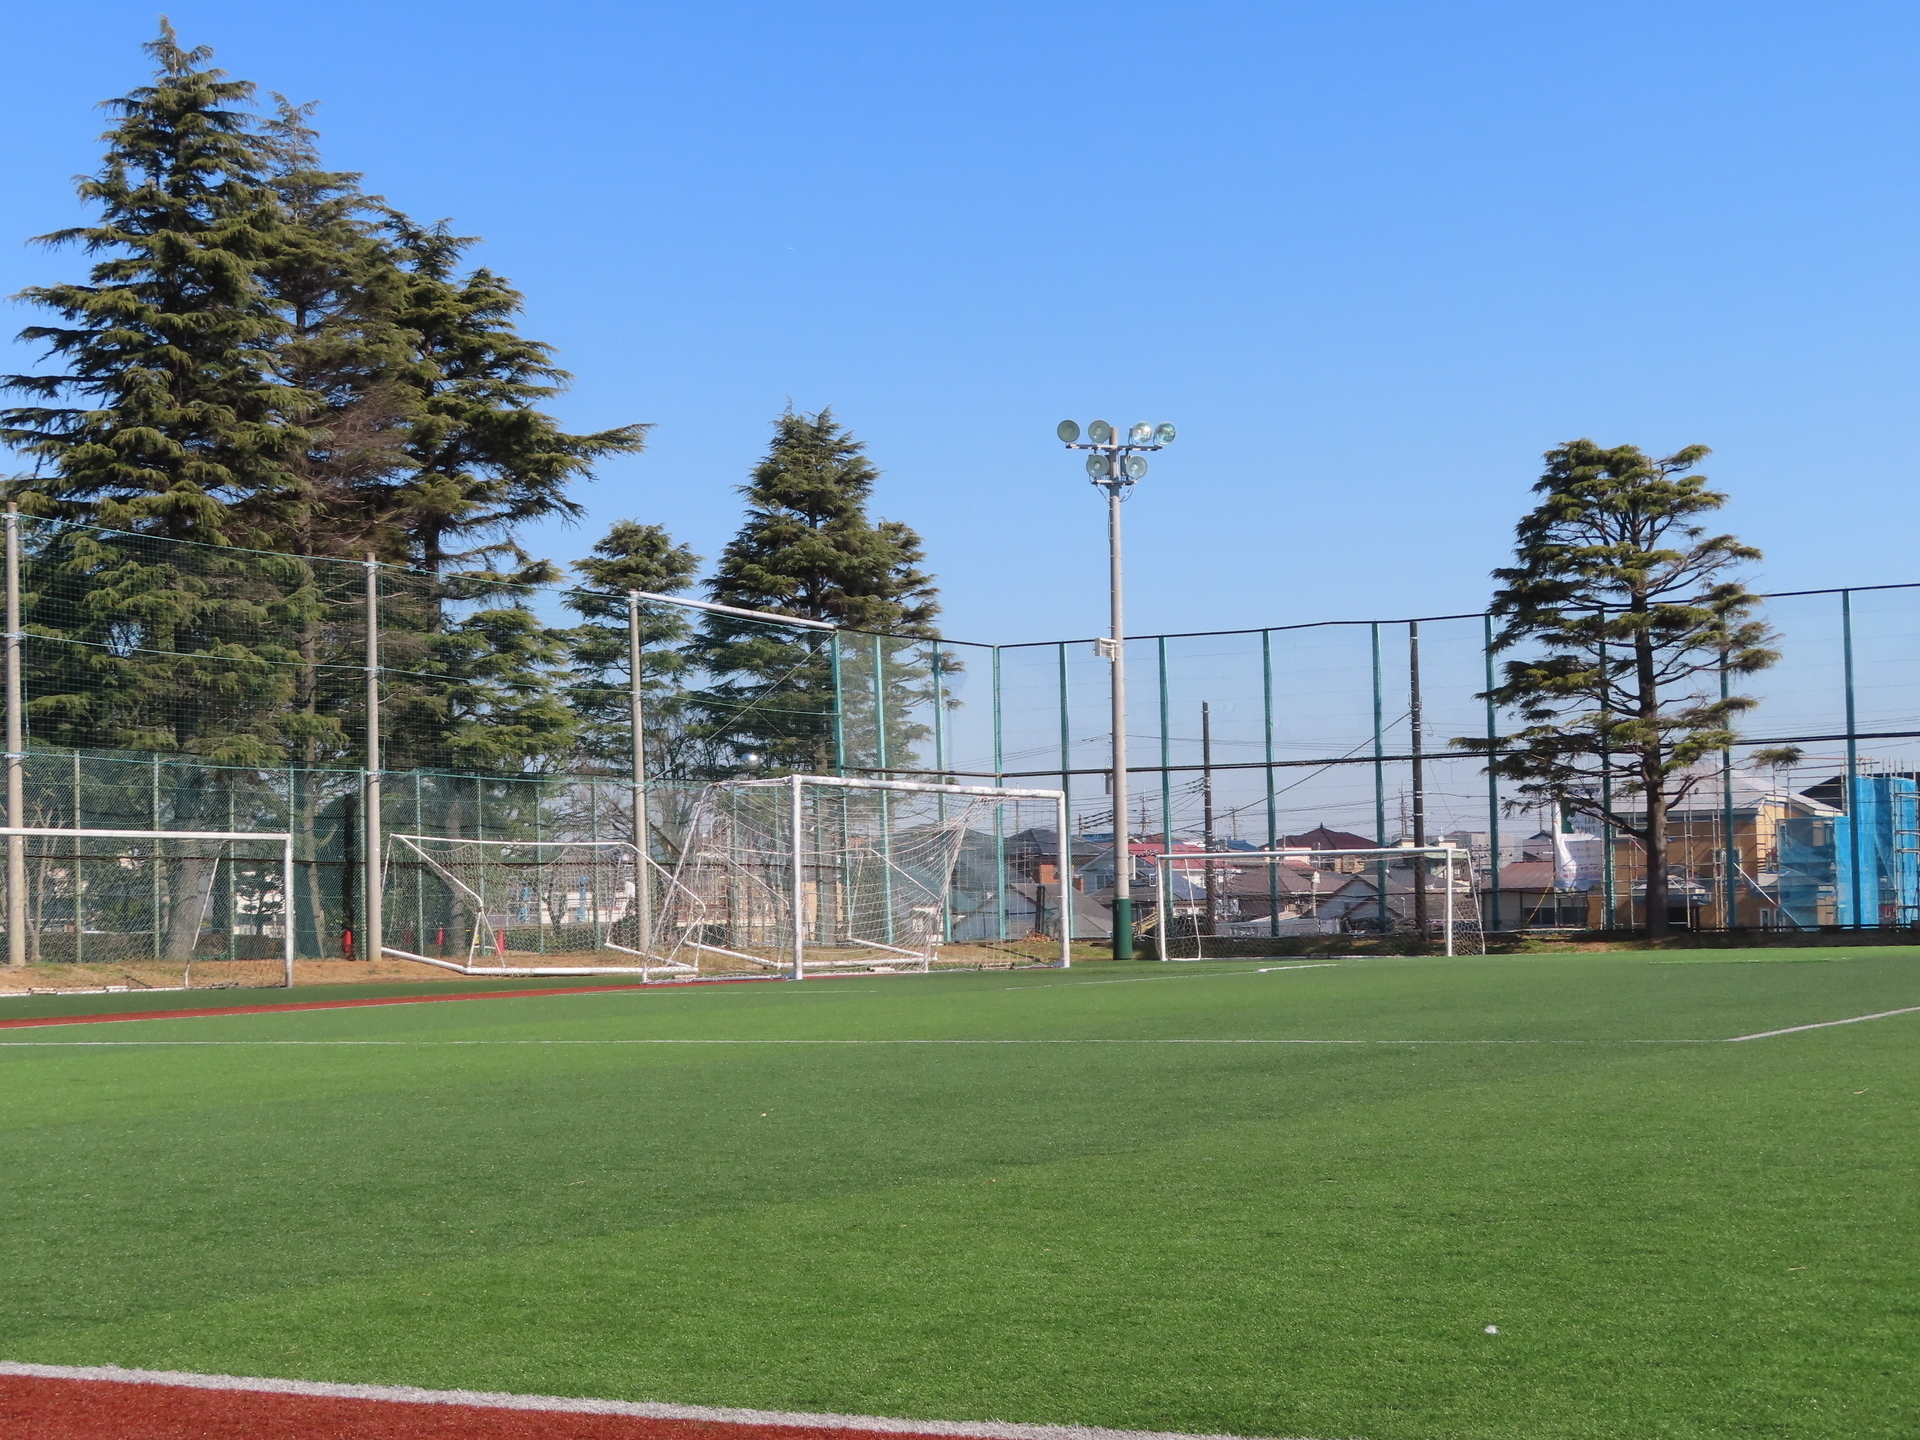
[1495,860,1562,890]
[1280,825,1377,850]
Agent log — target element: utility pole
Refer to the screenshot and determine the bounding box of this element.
[1056,418,1176,959]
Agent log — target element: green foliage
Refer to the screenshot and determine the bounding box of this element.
[2,27,649,781]
[562,520,703,774]
[0,23,293,544]
[694,408,941,774]
[1456,440,1787,935]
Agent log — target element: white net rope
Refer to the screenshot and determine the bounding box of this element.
[383,836,683,972]
[650,779,1061,974]
[4,831,291,988]
[1152,847,1487,957]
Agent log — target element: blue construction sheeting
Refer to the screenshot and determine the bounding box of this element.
[1777,776,1919,928]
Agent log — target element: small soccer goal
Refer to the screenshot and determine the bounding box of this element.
[648,774,1072,978]
[380,835,695,978]
[1,826,295,989]
[1150,845,1486,958]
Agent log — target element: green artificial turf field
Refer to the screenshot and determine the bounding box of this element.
[1,951,1913,1440]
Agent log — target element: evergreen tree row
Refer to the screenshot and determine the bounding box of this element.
[2,26,943,790]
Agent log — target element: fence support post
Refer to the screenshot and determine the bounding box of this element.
[627,592,652,943]
[4,504,22,969]
[1483,614,1503,934]
[363,556,383,961]
[1842,590,1863,928]
[790,773,806,981]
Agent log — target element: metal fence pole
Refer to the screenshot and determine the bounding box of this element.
[1483,615,1502,933]
[830,634,846,776]
[1371,623,1388,933]
[789,773,806,980]
[1262,630,1279,936]
[627,592,652,944]
[1057,641,1072,943]
[1842,590,1863,927]
[1720,653,1737,929]
[4,504,22,968]
[992,646,1008,940]
[363,556,383,961]
[1599,637,1616,928]
[1157,636,1172,851]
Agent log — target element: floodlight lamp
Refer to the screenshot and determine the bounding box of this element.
[1057,419,1081,443]
[1128,422,1153,445]
[1087,419,1114,444]
[1154,422,1176,444]
[1124,455,1149,480]
[1085,454,1111,480]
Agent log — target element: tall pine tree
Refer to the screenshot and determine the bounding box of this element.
[563,520,702,776]
[0,25,304,774]
[692,408,941,775]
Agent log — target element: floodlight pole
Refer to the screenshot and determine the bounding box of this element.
[1059,421,1174,960]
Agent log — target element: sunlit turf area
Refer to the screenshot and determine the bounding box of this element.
[1,951,1914,1440]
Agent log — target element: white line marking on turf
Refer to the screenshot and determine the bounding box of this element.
[0,1036,1713,1047]
[999,964,1337,990]
[1724,1004,1920,1041]
[0,1360,1316,1440]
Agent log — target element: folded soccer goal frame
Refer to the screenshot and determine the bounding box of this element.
[1151,845,1480,959]
[664,774,1073,979]
[379,834,699,979]
[0,826,296,986]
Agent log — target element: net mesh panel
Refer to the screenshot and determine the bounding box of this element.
[7,832,289,988]
[383,837,678,971]
[20,514,1920,940]
[1151,849,1487,957]
[651,781,1064,973]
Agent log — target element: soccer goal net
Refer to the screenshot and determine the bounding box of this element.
[381,835,695,977]
[648,775,1072,977]
[1,827,295,989]
[1150,845,1486,958]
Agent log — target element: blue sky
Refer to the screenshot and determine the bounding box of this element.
[3,1,1915,644]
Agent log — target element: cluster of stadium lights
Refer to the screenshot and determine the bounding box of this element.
[1056,419,1176,489]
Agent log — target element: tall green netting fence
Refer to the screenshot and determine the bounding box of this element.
[7,510,1920,975]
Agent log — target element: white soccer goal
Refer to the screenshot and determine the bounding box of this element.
[0,826,295,989]
[379,835,697,978]
[648,774,1072,978]
[1151,845,1486,958]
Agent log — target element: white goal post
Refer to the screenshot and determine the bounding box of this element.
[1151,844,1484,958]
[651,774,1073,979]
[379,834,697,978]
[0,826,296,987]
